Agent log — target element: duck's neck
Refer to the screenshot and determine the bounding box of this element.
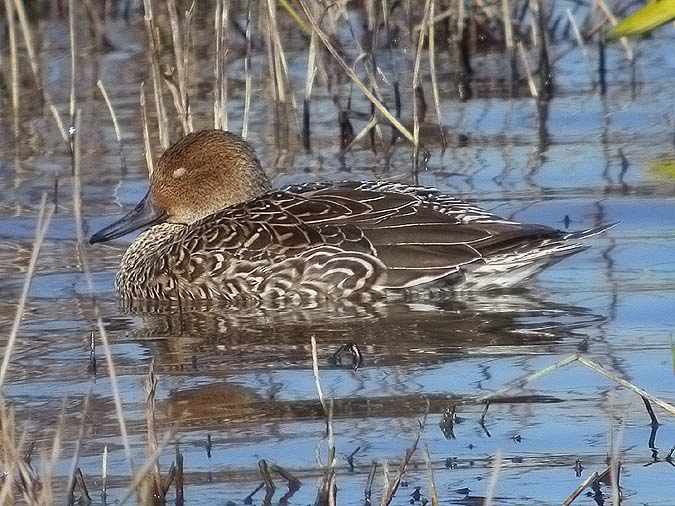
[116,222,186,293]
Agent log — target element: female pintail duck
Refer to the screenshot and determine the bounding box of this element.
[90,129,611,303]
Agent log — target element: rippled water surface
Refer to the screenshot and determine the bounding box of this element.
[1,3,675,505]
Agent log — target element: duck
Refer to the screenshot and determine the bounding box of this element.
[89,129,612,303]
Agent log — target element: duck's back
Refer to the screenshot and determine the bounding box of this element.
[128,181,591,303]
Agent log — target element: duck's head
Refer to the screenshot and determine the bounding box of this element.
[89,129,270,244]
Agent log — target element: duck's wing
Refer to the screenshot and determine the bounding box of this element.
[277,181,564,288]
[169,182,565,295]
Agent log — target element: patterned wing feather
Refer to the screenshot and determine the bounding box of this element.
[158,181,570,299]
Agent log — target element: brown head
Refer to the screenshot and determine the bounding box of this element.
[90,130,271,244]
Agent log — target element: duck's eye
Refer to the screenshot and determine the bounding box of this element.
[172,167,187,179]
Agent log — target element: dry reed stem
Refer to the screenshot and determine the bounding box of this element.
[144,361,162,500]
[119,430,174,505]
[278,0,311,35]
[423,447,438,506]
[97,81,123,143]
[242,0,253,139]
[142,0,170,149]
[68,0,77,123]
[64,388,93,502]
[517,41,539,98]
[608,425,623,505]
[562,468,605,505]
[181,1,196,135]
[5,0,19,140]
[379,414,426,506]
[576,355,675,417]
[566,8,592,67]
[82,0,111,50]
[595,0,633,60]
[36,403,65,503]
[311,336,326,413]
[12,0,68,145]
[167,0,191,133]
[457,0,465,37]
[316,400,337,506]
[266,0,285,104]
[0,405,35,503]
[298,0,415,145]
[214,0,229,131]
[266,0,300,130]
[476,353,579,403]
[101,444,108,501]
[0,402,18,503]
[564,473,599,505]
[478,353,675,419]
[97,79,128,171]
[140,82,155,178]
[0,194,53,389]
[501,0,514,50]
[70,113,134,475]
[483,450,503,506]
[303,32,318,115]
[412,0,431,158]
[427,0,447,150]
[475,0,499,21]
[344,115,378,153]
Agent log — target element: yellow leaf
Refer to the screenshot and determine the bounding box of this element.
[649,158,675,179]
[609,0,675,39]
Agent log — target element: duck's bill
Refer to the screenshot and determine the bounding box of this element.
[89,191,167,244]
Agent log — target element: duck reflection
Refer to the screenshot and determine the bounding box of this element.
[112,290,604,433]
[121,289,603,368]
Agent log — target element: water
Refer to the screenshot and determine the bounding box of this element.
[1,4,675,505]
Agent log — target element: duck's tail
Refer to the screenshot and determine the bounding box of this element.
[562,222,619,241]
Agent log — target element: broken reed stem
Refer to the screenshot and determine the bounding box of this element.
[562,469,603,505]
[142,0,170,149]
[483,450,503,506]
[97,79,128,171]
[140,83,155,178]
[6,0,19,139]
[64,389,93,502]
[427,0,447,150]
[97,81,123,143]
[214,0,229,130]
[242,0,253,139]
[311,336,326,413]
[12,0,68,145]
[298,0,415,145]
[183,1,196,133]
[0,194,53,389]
